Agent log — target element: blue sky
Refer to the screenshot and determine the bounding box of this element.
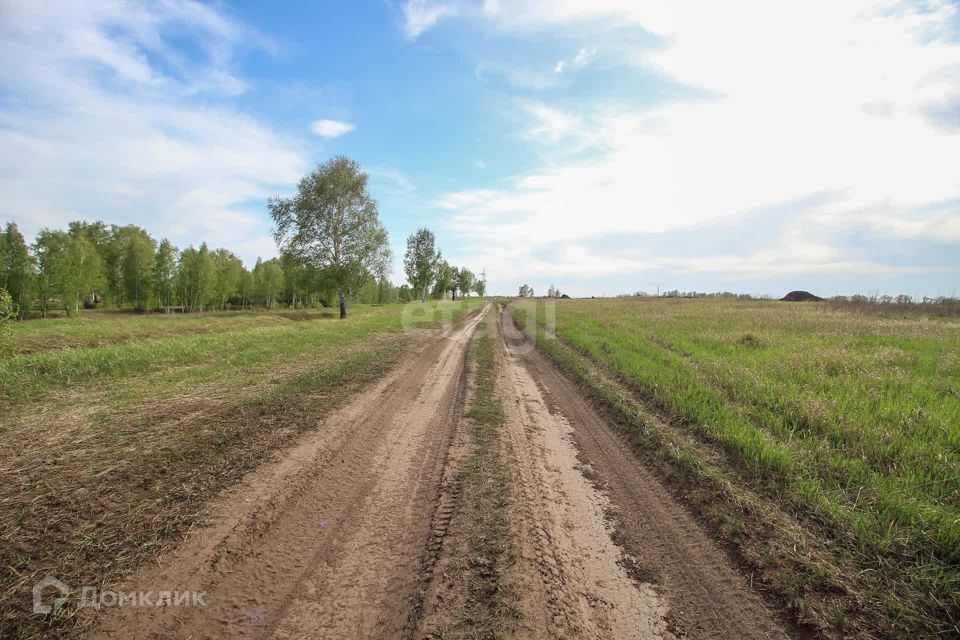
[1,1,958,298]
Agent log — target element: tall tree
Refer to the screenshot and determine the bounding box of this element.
[1,223,34,318]
[404,228,439,302]
[177,244,215,312]
[237,268,255,309]
[458,268,474,299]
[270,156,391,319]
[68,220,110,305]
[253,258,284,309]
[153,239,177,313]
[64,235,103,315]
[124,232,156,311]
[449,266,460,300]
[474,278,486,298]
[431,259,453,300]
[211,248,243,311]
[33,229,70,317]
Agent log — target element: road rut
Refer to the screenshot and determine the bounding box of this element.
[88,304,793,639]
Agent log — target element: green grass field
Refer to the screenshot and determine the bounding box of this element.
[510,297,960,636]
[0,301,479,638]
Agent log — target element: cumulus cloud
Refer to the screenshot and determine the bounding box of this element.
[402,0,458,41]
[0,0,304,265]
[310,119,356,138]
[427,0,960,289]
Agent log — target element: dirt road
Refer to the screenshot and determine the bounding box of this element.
[88,305,792,639]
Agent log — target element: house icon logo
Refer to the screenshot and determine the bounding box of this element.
[33,576,71,614]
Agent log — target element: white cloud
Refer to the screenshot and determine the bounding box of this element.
[0,0,304,266]
[310,119,356,138]
[402,0,458,41]
[521,102,582,143]
[573,46,597,66]
[554,46,597,74]
[433,1,960,286]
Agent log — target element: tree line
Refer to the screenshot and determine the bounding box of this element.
[403,228,486,302]
[0,219,407,318]
[1,156,487,320]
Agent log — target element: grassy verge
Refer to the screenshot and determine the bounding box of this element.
[509,298,959,637]
[436,317,515,639]
[1,301,480,639]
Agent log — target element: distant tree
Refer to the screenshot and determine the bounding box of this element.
[356,277,380,304]
[1,223,34,318]
[397,284,413,303]
[280,253,310,309]
[376,277,397,304]
[210,249,243,311]
[177,244,216,312]
[67,220,110,303]
[154,239,178,313]
[546,284,561,298]
[458,268,474,299]
[432,259,453,300]
[33,229,68,317]
[450,266,460,300]
[237,268,255,309]
[253,258,284,309]
[101,225,148,307]
[270,156,391,319]
[404,228,440,303]
[64,234,103,315]
[474,279,486,298]
[518,284,534,297]
[123,232,156,311]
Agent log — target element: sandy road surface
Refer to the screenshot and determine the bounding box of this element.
[88,305,791,639]
[498,307,792,640]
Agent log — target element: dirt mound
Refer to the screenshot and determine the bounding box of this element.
[781,290,822,302]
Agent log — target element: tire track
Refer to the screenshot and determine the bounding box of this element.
[501,308,794,639]
[496,306,673,640]
[87,307,488,640]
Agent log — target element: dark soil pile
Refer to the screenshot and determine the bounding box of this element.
[781,290,823,302]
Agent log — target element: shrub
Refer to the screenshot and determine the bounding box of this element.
[0,288,14,354]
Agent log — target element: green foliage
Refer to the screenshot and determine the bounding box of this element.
[2,208,453,316]
[269,156,392,317]
[252,257,284,309]
[0,288,14,354]
[1,223,34,318]
[457,267,474,299]
[154,239,178,312]
[123,230,155,311]
[404,227,440,302]
[177,243,216,312]
[431,259,452,300]
[210,248,243,311]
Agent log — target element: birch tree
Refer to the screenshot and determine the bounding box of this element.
[270,156,390,319]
